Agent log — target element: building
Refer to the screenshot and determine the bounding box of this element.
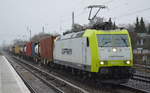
[133,33,150,65]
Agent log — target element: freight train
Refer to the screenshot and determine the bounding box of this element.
[9,29,134,84]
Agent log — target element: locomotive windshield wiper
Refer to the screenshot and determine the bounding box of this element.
[102,41,111,46]
[120,36,128,47]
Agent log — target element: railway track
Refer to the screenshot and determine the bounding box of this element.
[7,57,62,93]
[5,53,148,93]
[132,74,150,83]
[14,70,38,93]
[7,59,38,93]
[135,64,150,69]
[8,55,89,93]
[120,73,150,93]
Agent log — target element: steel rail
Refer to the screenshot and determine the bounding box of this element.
[12,56,89,93]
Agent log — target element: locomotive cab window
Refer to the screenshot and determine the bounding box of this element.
[87,37,89,47]
[75,32,84,38]
[97,34,129,47]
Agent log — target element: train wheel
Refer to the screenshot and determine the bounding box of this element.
[71,68,74,75]
[71,68,77,75]
[47,60,49,65]
[35,58,38,63]
[40,59,44,66]
[35,58,37,62]
[43,59,45,65]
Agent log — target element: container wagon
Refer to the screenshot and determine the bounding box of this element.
[40,36,56,64]
[14,45,21,55]
[25,42,33,59]
[32,42,40,62]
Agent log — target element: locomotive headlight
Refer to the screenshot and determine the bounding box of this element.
[112,48,117,52]
[126,60,131,64]
[100,61,104,65]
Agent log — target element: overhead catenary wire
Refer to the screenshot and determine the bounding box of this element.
[103,0,115,5]
[104,0,150,20]
[59,0,86,22]
[59,0,114,25]
[59,0,150,31]
[116,7,150,19]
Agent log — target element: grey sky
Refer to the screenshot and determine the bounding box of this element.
[0,0,150,45]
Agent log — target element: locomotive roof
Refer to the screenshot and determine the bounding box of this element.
[58,29,129,40]
[59,31,84,40]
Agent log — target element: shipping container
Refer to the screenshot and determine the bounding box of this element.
[40,36,56,61]
[32,43,36,56]
[32,42,40,57]
[11,46,15,54]
[14,45,21,54]
[20,46,23,53]
[26,42,33,56]
[23,45,26,54]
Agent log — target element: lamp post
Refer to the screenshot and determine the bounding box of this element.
[26,26,32,41]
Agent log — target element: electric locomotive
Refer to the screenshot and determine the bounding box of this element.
[54,29,134,84]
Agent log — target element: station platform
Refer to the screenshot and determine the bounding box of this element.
[0,56,31,93]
